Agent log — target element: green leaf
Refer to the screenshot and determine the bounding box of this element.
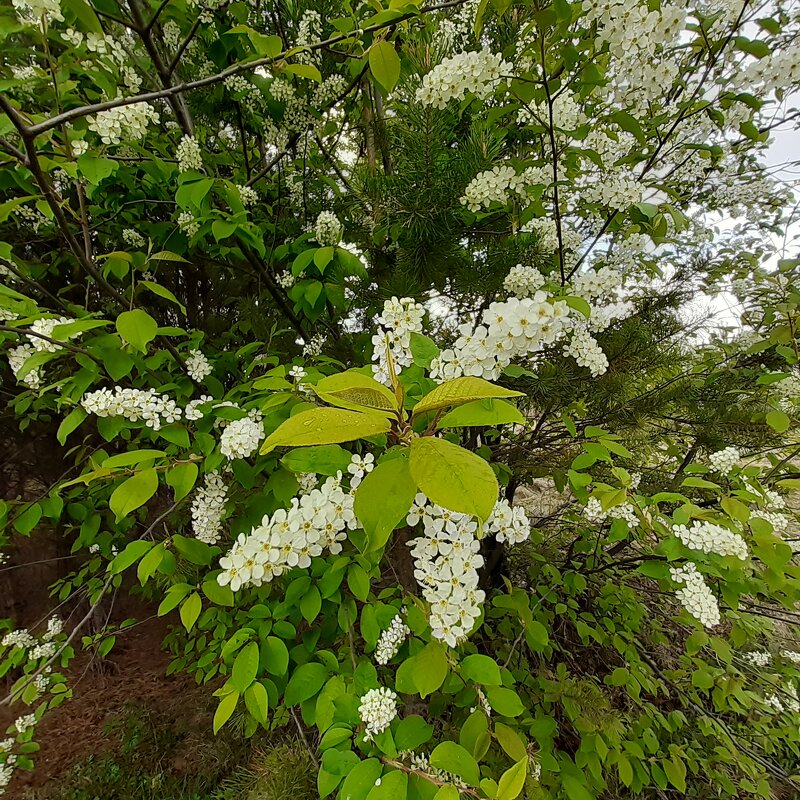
[565,296,591,318]
[409,332,439,368]
[460,654,502,685]
[213,690,239,734]
[261,636,290,675]
[116,309,158,353]
[369,40,401,92]
[367,769,407,799]
[409,437,497,521]
[395,641,448,698]
[438,398,524,428]
[260,407,391,454]
[394,715,433,751]
[137,542,164,584]
[663,756,686,793]
[232,641,260,692]
[202,580,234,606]
[300,584,322,622]
[166,462,199,502]
[172,534,215,565]
[109,468,159,521]
[77,154,118,185]
[140,281,187,314]
[284,662,328,706]
[109,540,153,574]
[281,444,353,476]
[354,456,418,551]
[766,409,790,433]
[339,758,382,800]
[430,742,480,786]
[13,502,42,535]
[413,376,523,418]
[180,591,202,631]
[57,407,87,445]
[244,681,269,724]
[102,449,165,469]
[285,63,321,82]
[497,757,527,800]
[315,372,398,415]
[485,687,524,717]
[494,723,527,762]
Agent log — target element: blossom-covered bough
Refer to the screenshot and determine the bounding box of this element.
[1,0,800,796]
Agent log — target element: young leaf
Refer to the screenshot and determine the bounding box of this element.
[430,742,481,786]
[438,398,524,428]
[314,372,399,415]
[260,407,391,455]
[409,437,498,521]
[413,376,523,418]
[231,641,260,692]
[109,468,159,521]
[369,40,401,92]
[213,690,239,734]
[116,309,158,353]
[354,455,418,551]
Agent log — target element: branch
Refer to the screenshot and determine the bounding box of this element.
[0,324,104,365]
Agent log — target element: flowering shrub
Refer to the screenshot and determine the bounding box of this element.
[1,0,800,797]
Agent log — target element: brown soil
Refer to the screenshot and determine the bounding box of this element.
[0,605,209,794]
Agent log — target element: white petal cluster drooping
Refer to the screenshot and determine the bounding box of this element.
[177,211,200,237]
[217,460,362,591]
[28,316,75,352]
[416,49,512,109]
[236,184,259,207]
[563,323,608,377]
[12,0,63,25]
[88,102,159,146]
[672,521,748,560]
[123,228,145,248]
[219,416,264,460]
[191,472,228,544]
[8,344,41,388]
[302,332,326,358]
[503,264,545,298]
[14,714,36,734]
[313,211,342,246]
[372,296,425,385]
[374,615,410,665]
[185,394,212,421]
[708,446,740,475]
[669,562,720,628]
[81,386,183,430]
[358,687,398,738]
[176,135,203,172]
[765,684,799,714]
[460,165,546,212]
[583,497,637,526]
[1,629,36,652]
[742,651,771,667]
[185,349,212,381]
[485,498,531,544]
[781,650,800,664]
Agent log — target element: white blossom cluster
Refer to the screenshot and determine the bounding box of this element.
[782,650,800,665]
[583,497,638,525]
[185,349,212,381]
[177,211,200,237]
[191,472,228,544]
[742,651,771,667]
[217,457,366,591]
[582,171,642,211]
[773,374,800,409]
[460,165,546,213]
[347,453,374,488]
[14,714,36,734]
[88,102,159,146]
[28,316,75,352]
[185,394,212,421]
[669,562,720,628]
[12,0,62,26]
[302,332,326,358]
[8,343,42,388]
[295,9,322,63]
[14,205,48,232]
[416,49,512,109]
[297,472,318,494]
[672,520,748,560]
[236,184,258,207]
[374,615,410,665]
[219,416,264,459]
[406,494,486,647]
[358,687,398,738]
[81,386,183,430]
[485,498,531,544]
[503,264,545,298]
[313,211,342,246]
[371,296,425,385]
[122,229,145,248]
[765,684,799,715]
[708,446,740,475]
[563,323,609,376]
[572,266,622,300]
[751,509,790,535]
[2,629,36,651]
[276,271,295,289]
[176,135,203,172]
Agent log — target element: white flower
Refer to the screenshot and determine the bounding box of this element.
[358,687,398,737]
[371,297,425,385]
[81,386,183,431]
[176,135,203,172]
[219,416,264,459]
[670,562,720,628]
[185,349,213,381]
[486,498,530,544]
[460,164,544,212]
[237,184,258,207]
[673,521,748,560]
[503,264,545,298]
[28,316,75,352]
[2,629,36,651]
[289,365,307,381]
[303,333,326,358]
[8,343,42,388]
[122,228,145,248]
[313,211,342,246]
[375,615,410,665]
[88,102,159,146]
[14,714,36,734]
[708,446,740,475]
[416,49,512,109]
[191,472,228,544]
[742,651,771,667]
